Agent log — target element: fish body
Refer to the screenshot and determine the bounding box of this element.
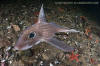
[14,4,79,52]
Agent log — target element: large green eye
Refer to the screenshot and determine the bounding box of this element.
[29,32,36,38]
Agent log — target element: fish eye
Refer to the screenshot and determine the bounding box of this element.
[29,32,36,39]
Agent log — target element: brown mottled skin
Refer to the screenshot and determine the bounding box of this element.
[14,4,79,52]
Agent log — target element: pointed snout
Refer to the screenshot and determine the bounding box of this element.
[14,47,19,50]
[14,40,25,50]
[14,44,21,50]
[14,38,25,50]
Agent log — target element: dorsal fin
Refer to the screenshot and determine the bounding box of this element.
[37,4,46,23]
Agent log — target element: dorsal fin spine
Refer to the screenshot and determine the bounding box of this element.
[38,4,46,23]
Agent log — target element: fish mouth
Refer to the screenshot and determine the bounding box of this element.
[14,46,20,50]
[14,44,33,50]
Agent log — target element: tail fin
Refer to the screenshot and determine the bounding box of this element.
[38,4,46,23]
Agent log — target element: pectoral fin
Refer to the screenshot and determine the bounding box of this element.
[45,38,74,52]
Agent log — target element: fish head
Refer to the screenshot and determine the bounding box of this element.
[14,26,42,50]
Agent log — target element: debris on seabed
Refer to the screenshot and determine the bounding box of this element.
[50,63,54,66]
[40,61,43,66]
[11,24,20,32]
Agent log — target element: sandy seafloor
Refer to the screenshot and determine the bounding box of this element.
[0,0,100,66]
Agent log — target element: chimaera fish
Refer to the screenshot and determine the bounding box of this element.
[14,4,79,52]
